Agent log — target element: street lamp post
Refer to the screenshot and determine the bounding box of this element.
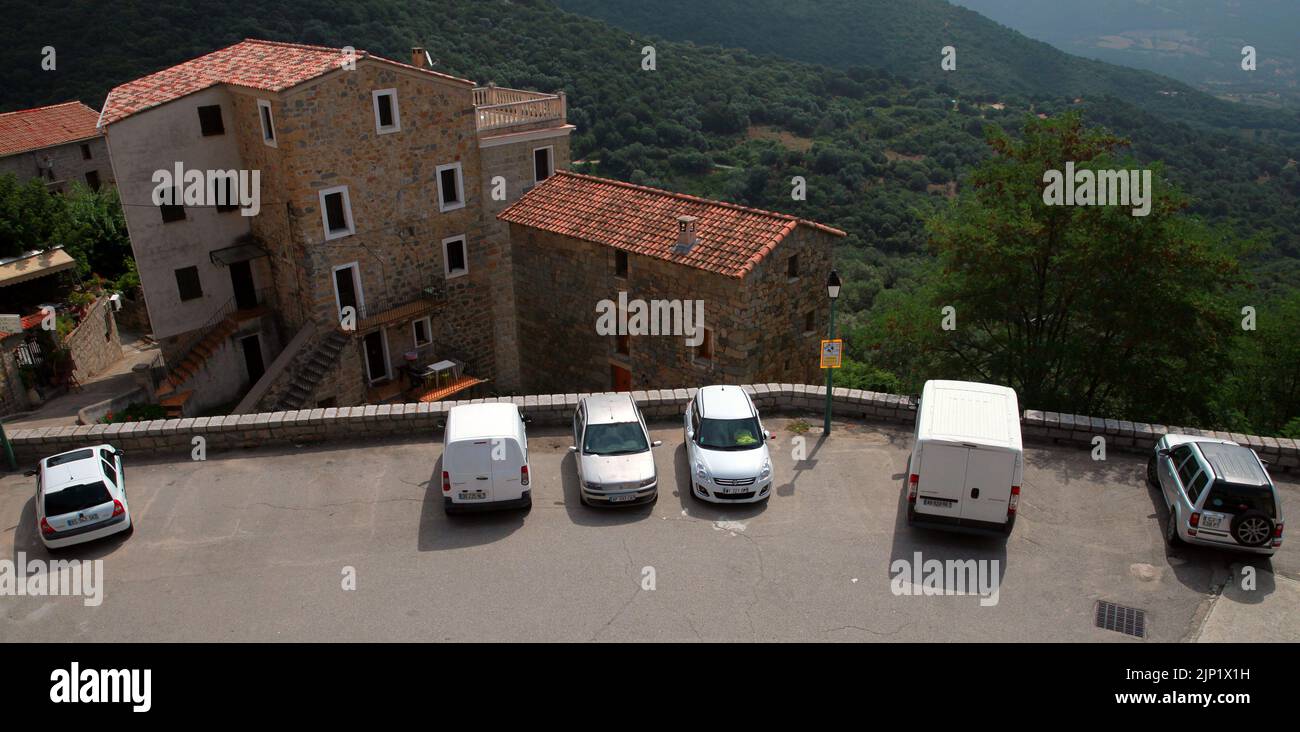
[823,269,841,435]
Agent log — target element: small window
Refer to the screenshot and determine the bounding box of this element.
[198,105,225,136]
[1176,450,1199,487]
[175,266,203,301]
[80,143,92,160]
[160,202,185,223]
[373,89,400,134]
[101,459,117,486]
[694,327,714,362]
[413,317,432,347]
[615,333,630,356]
[436,163,465,212]
[533,146,554,184]
[787,254,799,278]
[1187,470,1209,503]
[614,250,629,278]
[84,171,100,191]
[443,235,468,278]
[257,99,277,147]
[215,176,238,213]
[319,186,354,240]
[803,310,816,334]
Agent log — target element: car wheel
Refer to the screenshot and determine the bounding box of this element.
[906,504,916,527]
[1231,510,1274,548]
[1002,514,1016,536]
[1146,455,1159,487]
[1165,511,1184,546]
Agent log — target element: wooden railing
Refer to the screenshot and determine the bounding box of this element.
[473,85,566,132]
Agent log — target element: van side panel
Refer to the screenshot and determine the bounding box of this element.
[915,443,966,518]
[961,448,1016,523]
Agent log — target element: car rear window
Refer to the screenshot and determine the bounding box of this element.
[46,449,95,468]
[1204,482,1276,518]
[44,481,113,517]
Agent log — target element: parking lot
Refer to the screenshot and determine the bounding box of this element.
[1,417,1296,642]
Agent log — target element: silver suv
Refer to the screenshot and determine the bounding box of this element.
[1148,435,1284,556]
[571,394,661,506]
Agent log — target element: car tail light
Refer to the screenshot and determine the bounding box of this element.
[1274,522,1284,546]
[40,518,54,536]
[1008,486,1020,515]
[1188,512,1200,535]
[907,474,918,503]
[112,499,125,518]
[520,465,530,486]
[441,471,450,493]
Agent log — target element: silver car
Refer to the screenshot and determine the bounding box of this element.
[571,394,661,506]
[1148,435,1284,556]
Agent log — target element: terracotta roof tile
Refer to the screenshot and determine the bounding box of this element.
[100,39,473,126]
[498,171,844,278]
[0,102,101,157]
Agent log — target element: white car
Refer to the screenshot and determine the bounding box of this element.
[29,445,133,550]
[572,394,661,507]
[684,385,776,503]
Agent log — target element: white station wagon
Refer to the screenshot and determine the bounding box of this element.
[30,445,134,550]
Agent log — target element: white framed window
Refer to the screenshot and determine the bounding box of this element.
[442,235,468,279]
[436,162,465,212]
[533,145,554,184]
[372,89,400,134]
[332,262,365,322]
[257,99,277,147]
[412,317,432,348]
[319,186,355,240]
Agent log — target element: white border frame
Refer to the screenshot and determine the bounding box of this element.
[331,261,365,323]
[256,99,277,148]
[372,88,401,135]
[412,316,432,348]
[532,145,555,185]
[442,234,469,279]
[319,185,355,240]
[436,162,465,212]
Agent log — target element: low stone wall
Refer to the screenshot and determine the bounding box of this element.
[76,386,146,426]
[5,384,1298,472]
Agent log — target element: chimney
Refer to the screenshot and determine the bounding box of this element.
[411,47,427,68]
[673,215,699,253]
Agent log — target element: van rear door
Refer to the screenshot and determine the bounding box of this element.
[448,440,495,504]
[916,443,966,518]
[490,438,524,501]
[961,448,1016,524]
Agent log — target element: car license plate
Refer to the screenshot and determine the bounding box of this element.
[721,486,749,494]
[1201,513,1223,529]
[609,493,637,503]
[459,491,486,501]
[921,498,952,508]
[69,513,98,526]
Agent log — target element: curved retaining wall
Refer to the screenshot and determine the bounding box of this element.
[5,384,1298,472]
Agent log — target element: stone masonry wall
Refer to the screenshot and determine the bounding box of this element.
[64,295,123,383]
[7,385,1299,475]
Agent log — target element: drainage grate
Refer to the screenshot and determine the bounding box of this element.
[1095,600,1146,638]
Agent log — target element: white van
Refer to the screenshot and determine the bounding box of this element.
[441,403,532,514]
[906,380,1022,536]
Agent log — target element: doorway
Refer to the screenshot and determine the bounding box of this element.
[230,260,257,310]
[363,330,389,383]
[611,363,632,392]
[240,334,265,384]
[332,263,362,323]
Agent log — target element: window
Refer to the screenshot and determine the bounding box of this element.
[175,266,203,301]
[198,105,225,136]
[614,250,628,278]
[436,162,464,212]
[160,202,185,223]
[79,143,92,160]
[1175,448,1199,487]
[787,254,799,278]
[319,186,354,240]
[615,333,630,356]
[694,327,714,362]
[803,310,816,334]
[84,171,100,191]
[533,145,554,184]
[372,89,400,134]
[215,176,238,213]
[1187,470,1209,503]
[257,99,276,147]
[101,458,117,486]
[442,235,468,278]
[413,317,432,347]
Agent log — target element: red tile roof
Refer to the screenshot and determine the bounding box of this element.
[498,171,845,278]
[0,102,101,157]
[100,39,473,126]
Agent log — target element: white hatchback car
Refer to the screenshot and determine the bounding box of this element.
[684,385,776,503]
[29,445,133,550]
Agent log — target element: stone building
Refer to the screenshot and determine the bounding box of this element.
[98,40,572,413]
[0,102,114,192]
[499,171,844,394]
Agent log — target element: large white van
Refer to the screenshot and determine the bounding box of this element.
[906,380,1023,536]
[441,403,533,514]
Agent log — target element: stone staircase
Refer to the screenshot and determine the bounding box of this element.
[156,317,238,400]
[272,331,349,411]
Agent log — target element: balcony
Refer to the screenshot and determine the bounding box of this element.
[473,84,566,134]
[352,277,447,333]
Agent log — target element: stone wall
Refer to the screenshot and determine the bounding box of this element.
[0,136,114,192]
[64,295,123,383]
[0,334,33,417]
[8,384,1298,473]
